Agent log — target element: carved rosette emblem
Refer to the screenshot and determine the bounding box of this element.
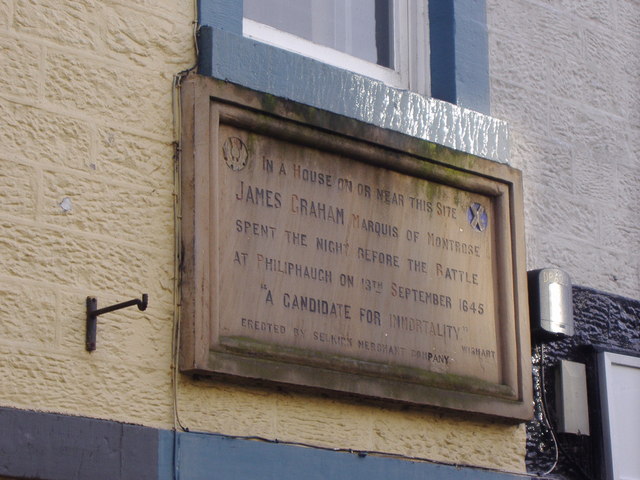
[468,202,488,232]
[222,137,249,171]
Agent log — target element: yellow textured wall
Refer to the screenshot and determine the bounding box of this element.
[0,0,526,472]
[0,0,191,428]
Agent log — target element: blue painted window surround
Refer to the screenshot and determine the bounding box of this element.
[196,0,507,163]
[197,0,489,113]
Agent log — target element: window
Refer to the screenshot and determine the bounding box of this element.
[599,352,640,480]
[243,0,429,94]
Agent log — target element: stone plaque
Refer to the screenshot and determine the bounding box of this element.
[180,75,533,420]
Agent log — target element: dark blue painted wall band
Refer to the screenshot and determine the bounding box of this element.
[526,286,640,476]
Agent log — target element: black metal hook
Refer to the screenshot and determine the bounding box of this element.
[86,294,148,351]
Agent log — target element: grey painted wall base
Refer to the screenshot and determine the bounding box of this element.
[0,406,538,480]
[0,407,158,480]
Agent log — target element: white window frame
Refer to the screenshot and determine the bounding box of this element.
[242,0,429,95]
[599,352,640,480]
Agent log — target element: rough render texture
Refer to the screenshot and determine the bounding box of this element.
[527,287,640,478]
[15,0,640,474]
[487,0,640,299]
[0,0,193,431]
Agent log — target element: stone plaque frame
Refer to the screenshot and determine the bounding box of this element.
[179,74,533,420]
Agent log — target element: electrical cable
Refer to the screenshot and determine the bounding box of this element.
[171,70,183,480]
[538,344,560,476]
[169,4,201,479]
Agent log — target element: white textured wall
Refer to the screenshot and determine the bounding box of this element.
[488,0,640,299]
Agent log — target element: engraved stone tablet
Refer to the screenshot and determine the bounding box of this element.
[180,75,533,420]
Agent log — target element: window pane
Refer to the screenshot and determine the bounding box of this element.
[244,0,393,68]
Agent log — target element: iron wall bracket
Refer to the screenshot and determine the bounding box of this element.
[86,294,148,351]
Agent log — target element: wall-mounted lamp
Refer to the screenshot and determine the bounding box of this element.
[528,268,574,342]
